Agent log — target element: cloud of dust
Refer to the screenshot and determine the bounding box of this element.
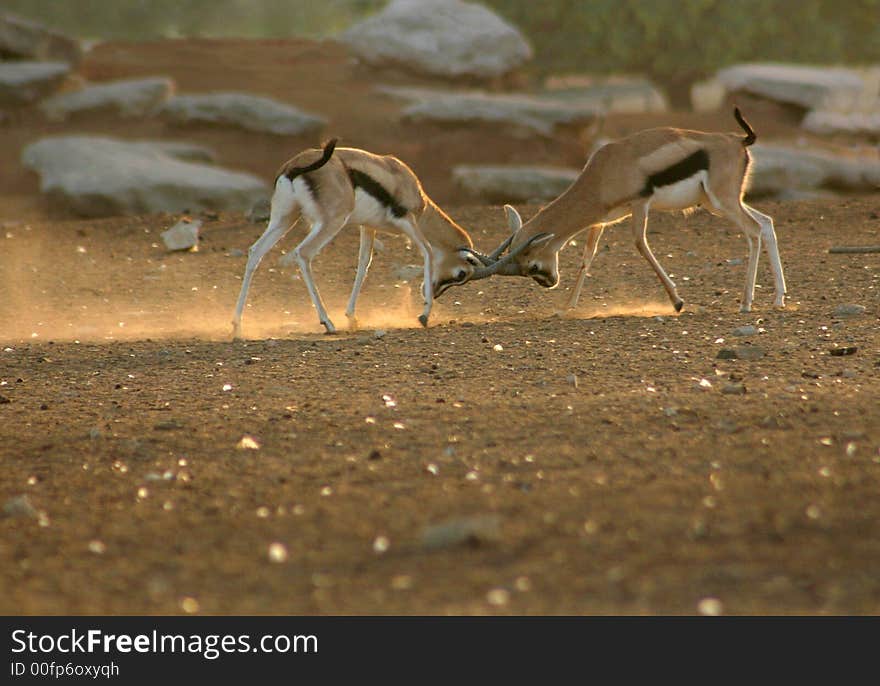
[569,301,678,319]
[0,252,431,344]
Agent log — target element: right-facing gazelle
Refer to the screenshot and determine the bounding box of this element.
[232,139,537,337]
[491,108,786,313]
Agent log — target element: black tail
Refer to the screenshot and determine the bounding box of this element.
[283,138,338,180]
[733,107,756,147]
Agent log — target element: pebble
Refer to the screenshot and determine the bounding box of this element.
[717,346,765,361]
[565,373,578,388]
[721,382,747,395]
[2,495,37,518]
[732,325,758,337]
[697,597,724,616]
[419,514,502,551]
[834,304,866,317]
[829,346,858,357]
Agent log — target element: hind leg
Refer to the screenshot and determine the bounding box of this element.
[743,203,786,308]
[232,178,299,339]
[345,226,376,327]
[567,226,604,309]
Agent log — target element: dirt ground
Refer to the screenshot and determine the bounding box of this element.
[1,39,879,615]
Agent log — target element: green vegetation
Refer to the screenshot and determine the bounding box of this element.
[7,0,879,94]
[485,0,880,87]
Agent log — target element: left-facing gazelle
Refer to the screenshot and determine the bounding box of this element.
[492,108,786,313]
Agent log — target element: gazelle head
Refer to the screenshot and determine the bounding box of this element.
[432,248,484,297]
[485,205,558,288]
[433,221,553,295]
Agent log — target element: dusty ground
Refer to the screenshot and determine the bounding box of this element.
[1,39,879,615]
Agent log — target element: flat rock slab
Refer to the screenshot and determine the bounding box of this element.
[748,143,880,198]
[340,0,532,79]
[716,63,867,111]
[453,165,578,202]
[802,109,880,137]
[162,92,325,136]
[22,136,269,217]
[382,86,601,135]
[39,76,176,121]
[0,12,82,65]
[0,60,70,105]
[540,77,668,114]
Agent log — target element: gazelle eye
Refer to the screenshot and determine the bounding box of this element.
[529,264,540,275]
[455,269,467,281]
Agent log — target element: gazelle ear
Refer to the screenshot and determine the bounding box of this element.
[503,204,522,232]
[529,233,555,248]
[458,248,481,267]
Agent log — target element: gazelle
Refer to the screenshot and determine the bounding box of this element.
[231,139,537,337]
[489,108,786,313]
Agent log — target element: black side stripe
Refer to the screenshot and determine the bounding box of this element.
[347,168,408,218]
[640,149,709,197]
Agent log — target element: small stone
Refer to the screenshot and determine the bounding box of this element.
[486,588,510,606]
[718,346,765,361]
[834,304,866,317]
[87,540,106,554]
[161,218,201,251]
[2,495,37,518]
[565,373,578,388]
[420,514,502,551]
[829,346,858,357]
[732,324,758,337]
[721,382,746,395]
[697,597,724,616]
[236,435,261,450]
[268,542,288,563]
[372,536,390,554]
[492,344,504,352]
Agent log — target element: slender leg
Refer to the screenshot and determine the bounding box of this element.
[396,215,434,327]
[741,232,761,312]
[231,203,298,339]
[743,203,786,308]
[293,214,351,334]
[568,226,604,309]
[345,226,376,326]
[631,203,683,311]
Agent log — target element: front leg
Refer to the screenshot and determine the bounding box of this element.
[396,214,434,327]
[568,226,604,310]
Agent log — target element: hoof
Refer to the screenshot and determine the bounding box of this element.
[739,305,752,314]
[321,321,337,335]
[674,300,684,312]
[418,314,429,327]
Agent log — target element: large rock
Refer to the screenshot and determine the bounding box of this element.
[453,165,578,202]
[340,0,532,79]
[22,136,269,217]
[747,143,880,198]
[716,63,867,112]
[0,61,70,105]
[801,109,880,138]
[381,86,602,135]
[162,92,325,136]
[39,77,175,121]
[0,13,82,65]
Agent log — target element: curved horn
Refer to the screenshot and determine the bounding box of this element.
[469,232,552,280]
[458,247,494,267]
